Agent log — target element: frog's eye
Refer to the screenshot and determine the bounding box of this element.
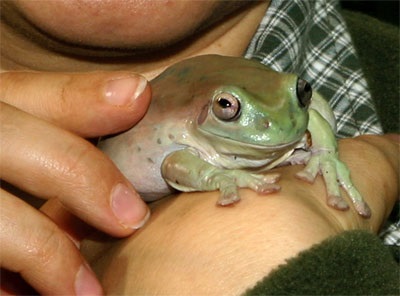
[212,92,241,121]
[296,78,312,108]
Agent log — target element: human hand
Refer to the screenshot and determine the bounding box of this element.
[0,71,152,295]
[81,134,399,295]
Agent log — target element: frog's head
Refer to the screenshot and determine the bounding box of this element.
[193,57,311,153]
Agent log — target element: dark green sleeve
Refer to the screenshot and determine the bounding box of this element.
[245,230,399,295]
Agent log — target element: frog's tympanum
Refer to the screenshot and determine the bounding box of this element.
[99,55,371,218]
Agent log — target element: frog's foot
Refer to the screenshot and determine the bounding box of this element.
[296,170,316,183]
[236,173,281,194]
[211,173,242,206]
[296,150,371,218]
[295,155,319,183]
[336,161,372,218]
[217,185,241,206]
[327,194,350,211]
[296,162,351,211]
[216,172,281,206]
[352,201,372,218]
[327,192,371,218]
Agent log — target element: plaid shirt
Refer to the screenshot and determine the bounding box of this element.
[245,0,383,138]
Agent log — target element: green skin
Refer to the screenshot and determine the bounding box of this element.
[99,55,371,218]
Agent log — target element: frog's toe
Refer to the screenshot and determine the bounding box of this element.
[354,201,372,219]
[327,195,350,211]
[295,170,315,183]
[261,173,280,184]
[217,191,240,206]
[256,183,281,195]
[247,174,281,194]
[248,173,280,185]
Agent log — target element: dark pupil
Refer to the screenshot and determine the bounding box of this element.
[218,98,232,108]
[304,83,311,93]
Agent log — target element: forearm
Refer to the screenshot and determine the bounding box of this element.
[82,135,399,295]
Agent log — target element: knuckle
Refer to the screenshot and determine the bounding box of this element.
[49,74,106,136]
[57,76,75,113]
[27,225,67,268]
[55,138,113,199]
[43,75,76,121]
[58,140,98,188]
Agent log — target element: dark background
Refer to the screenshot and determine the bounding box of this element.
[340,0,399,25]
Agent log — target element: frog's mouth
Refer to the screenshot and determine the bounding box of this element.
[198,129,304,160]
[191,130,304,170]
[216,136,300,157]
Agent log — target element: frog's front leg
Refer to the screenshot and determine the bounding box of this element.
[296,109,371,218]
[161,149,280,205]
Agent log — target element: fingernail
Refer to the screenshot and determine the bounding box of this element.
[104,75,147,106]
[111,183,150,229]
[75,264,103,296]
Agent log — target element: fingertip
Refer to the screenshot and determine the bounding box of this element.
[104,74,149,107]
[110,183,151,232]
[78,72,151,137]
[126,74,152,122]
[90,72,152,137]
[75,264,103,296]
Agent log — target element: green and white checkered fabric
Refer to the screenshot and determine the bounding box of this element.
[245,0,383,138]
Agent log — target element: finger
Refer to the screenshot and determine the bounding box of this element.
[0,189,103,296]
[1,268,37,295]
[0,71,151,137]
[40,198,94,247]
[1,102,150,236]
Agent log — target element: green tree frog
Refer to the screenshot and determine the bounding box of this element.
[99,55,371,218]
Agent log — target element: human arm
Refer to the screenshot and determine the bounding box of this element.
[81,134,399,295]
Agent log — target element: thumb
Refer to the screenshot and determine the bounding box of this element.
[0,71,151,137]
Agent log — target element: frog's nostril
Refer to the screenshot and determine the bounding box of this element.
[264,121,270,129]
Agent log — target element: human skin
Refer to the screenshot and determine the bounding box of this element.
[81,135,399,295]
[0,0,265,78]
[0,0,398,295]
[0,1,271,295]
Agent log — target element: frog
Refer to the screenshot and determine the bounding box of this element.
[98,54,371,218]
